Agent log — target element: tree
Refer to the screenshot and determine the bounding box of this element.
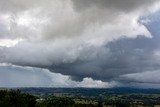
[0,89,36,107]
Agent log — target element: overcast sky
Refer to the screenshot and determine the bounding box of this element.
[0,0,160,88]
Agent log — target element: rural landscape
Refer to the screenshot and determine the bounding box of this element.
[1,88,160,107]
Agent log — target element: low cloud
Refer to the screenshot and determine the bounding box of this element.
[120,70,160,84]
[0,63,115,88]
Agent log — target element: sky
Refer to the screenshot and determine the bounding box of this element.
[0,0,160,88]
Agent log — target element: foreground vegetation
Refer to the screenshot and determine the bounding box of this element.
[0,89,36,107]
[1,89,160,107]
[0,90,75,107]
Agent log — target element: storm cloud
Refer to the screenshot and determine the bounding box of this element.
[0,0,160,87]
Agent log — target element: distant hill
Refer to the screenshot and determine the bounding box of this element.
[17,87,160,98]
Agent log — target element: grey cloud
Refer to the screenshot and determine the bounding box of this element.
[0,0,160,88]
[71,0,158,12]
[0,0,155,40]
[0,0,56,13]
[120,70,160,84]
[47,11,160,81]
[118,70,160,88]
[1,35,159,82]
[0,0,158,13]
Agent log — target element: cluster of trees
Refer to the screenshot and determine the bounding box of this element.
[105,99,130,107]
[0,90,75,107]
[37,96,75,107]
[104,94,160,107]
[0,89,36,107]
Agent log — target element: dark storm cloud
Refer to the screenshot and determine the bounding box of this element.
[0,0,160,87]
[45,11,160,81]
[50,36,158,81]
[71,0,157,12]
